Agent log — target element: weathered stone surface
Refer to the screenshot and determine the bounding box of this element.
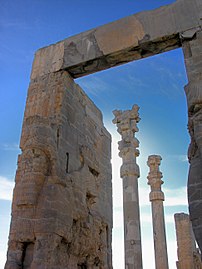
[182,29,202,253]
[147,155,169,269]
[113,105,142,269]
[5,71,112,269]
[174,213,202,269]
[5,0,202,266]
[30,0,201,79]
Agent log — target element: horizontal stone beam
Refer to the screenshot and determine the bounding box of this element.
[31,0,201,79]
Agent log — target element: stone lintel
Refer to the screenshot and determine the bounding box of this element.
[31,0,201,80]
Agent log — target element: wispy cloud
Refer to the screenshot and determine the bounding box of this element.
[113,227,177,269]
[141,211,179,224]
[0,20,30,30]
[139,185,188,207]
[0,176,14,201]
[0,17,50,31]
[113,175,188,209]
[164,186,188,207]
[78,77,112,97]
[178,154,188,162]
[1,143,19,151]
[164,154,188,163]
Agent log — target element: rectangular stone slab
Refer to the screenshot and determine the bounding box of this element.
[31,0,201,79]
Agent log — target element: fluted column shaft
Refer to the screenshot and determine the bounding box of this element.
[147,155,169,269]
[113,105,143,269]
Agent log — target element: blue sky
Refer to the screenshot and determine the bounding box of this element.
[0,1,190,268]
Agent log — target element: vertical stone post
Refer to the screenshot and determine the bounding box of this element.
[147,155,169,269]
[181,29,202,252]
[113,104,143,269]
[174,213,197,269]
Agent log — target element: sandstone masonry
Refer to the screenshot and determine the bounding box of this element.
[5,0,202,267]
[175,213,202,269]
[5,71,112,269]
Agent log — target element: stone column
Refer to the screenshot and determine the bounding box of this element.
[113,104,143,269]
[147,155,169,269]
[174,213,199,269]
[181,28,202,252]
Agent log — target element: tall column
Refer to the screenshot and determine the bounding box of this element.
[181,28,202,252]
[147,155,169,269]
[113,104,143,269]
[174,213,200,269]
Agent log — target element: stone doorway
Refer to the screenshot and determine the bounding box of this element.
[77,47,189,268]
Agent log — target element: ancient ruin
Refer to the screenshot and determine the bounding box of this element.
[183,30,202,253]
[175,213,202,269]
[5,72,112,268]
[113,105,142,269]
[5,0,202,268]
[147,155,169,269]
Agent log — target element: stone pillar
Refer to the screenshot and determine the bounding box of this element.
[113,104,143,269]
[147,155,169,269]
[181,28,202,252]
[174,213,199,269]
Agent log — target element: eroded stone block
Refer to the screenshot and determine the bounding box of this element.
[5,71,112,269]
[30,0,201,79]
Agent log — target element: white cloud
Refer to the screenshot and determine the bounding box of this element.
[139,185,188,207]
[78,77,112,97]
[141,211,177,224]
[0,250,6,269]
[142,239,178,269]
[0,176,14,201]
[1,143,19,151]
[112,236,178,269]
[177,154,188,162]
[166,154,188,163]
[112,236,124,269]
[113,208,123,229]
[113,172,188,209]
[164,186,188,207]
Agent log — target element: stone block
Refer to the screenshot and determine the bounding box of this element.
[30,0,200,79]
[5,70,112,268]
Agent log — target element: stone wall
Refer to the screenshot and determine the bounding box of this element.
[5,70,112,269]
[175,213,202,269]
[182,29,202,252]
[175,213,197,269]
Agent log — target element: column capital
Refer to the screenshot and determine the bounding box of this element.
[147,155,164,192]
[112,104,140,142]
[113,104,141,180]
